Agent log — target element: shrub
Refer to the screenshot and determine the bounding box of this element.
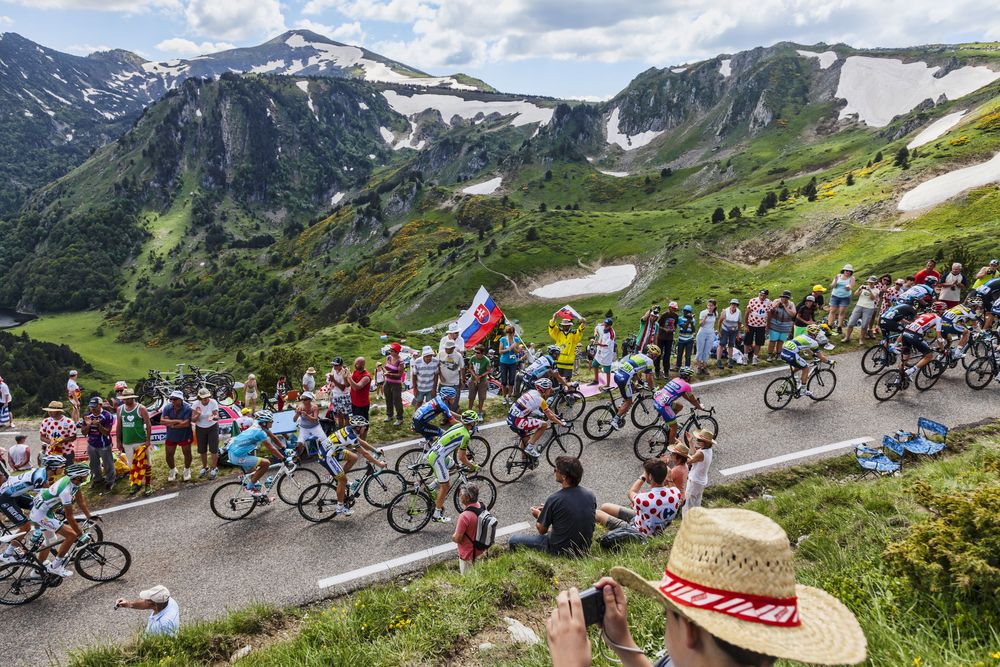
[975,109,1000,131]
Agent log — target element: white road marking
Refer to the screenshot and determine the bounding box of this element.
[317,521,533,589]
[92,492,179,516]
[719,437,872,476]
[0,432,25,436]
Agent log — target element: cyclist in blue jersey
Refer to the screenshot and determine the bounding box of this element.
[611,345,660,431]
[974,276,1000,329]
[900,277,938,308]
[0,455,66,563]
[227,411,292,496]
[520,345,572,393]
[411,387,457,442]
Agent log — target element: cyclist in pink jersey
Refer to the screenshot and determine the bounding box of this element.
[652,367,706,445]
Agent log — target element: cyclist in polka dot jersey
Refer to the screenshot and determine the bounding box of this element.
[594,458,681,537]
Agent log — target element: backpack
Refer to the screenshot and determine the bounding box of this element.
[464,504,498,559]
[598,525,647,551]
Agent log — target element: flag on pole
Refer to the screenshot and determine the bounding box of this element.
[554,304,583,321]
[457,286,505,347]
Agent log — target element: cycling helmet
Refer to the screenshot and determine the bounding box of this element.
[114,381,128,391]
[806,324,821,336]
[547,345,562,358]
[254,410,274,425]
[438,386,457,399]
[923,275,939,287]
[42,455,67,469]
[460,410,479,424]
[677,366,694,380]
[931,301,947,313]
[644,344,661,357]
[65,463,90,479]
[8,444,31,470]
[967,296,983,308]
[349,415,369,427]
[534,377,553,390]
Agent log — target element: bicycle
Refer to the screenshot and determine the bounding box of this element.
[297,461,407,523]
[872,348,948,401]
[966,335,1000,390]
[582,383,656,440]
[632,407,719,461]
[209,458,321,521]
[0,523,131,605]
[489,423,584,484]
[763,360,837,410]
[394,431,492,484]
[386,465,497,534]
[860,333,901,376]
[511,373,586,422]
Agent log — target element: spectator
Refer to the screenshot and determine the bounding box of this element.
[637,303,660,355]
[809,284,827,311]
[0,375,12,429]
[591,318,616,388]
[843,276,880,344]
[914,258,940,285]
[694,299,718,375]
[716,299,742,369]
[765,291,796,361]
[828,264,856,334]
[327,358,351,428]
[674,306,695,372]
[525,342,537,364]
[79,396,115,491]
[973,258,999,289]
[349,357,372,437]
[302,367,317,393]
[6,437,30,471]
[743,289,770,365]
[116,391,153,496]
[939,262,966,308]
[683,429,715,517]
[665,442,688,501]
[546,508,867,667]
[40,401,76,462]
[901,276,915,291]
[794,294,819,337]
[451,483,488,575]
[509,456,595,555]
[410,346,440,409]
[655,302,679,378]
[243,374,258,413]
[439,322,466,356]
[112,381,129,410]
[883,277,905,311]
[275,376,288,411]
[438,340,465,410]
[66,370,81,422]
[191,388,220,480]
[234,407,254,433]
[374,362,386,400]
[466,345,491,420]
[116,585,180,637]
[383,343,405,426]
[595,458,681,537]
[548,314,586,380]
[497,325,523,403]
[161,390,193,483]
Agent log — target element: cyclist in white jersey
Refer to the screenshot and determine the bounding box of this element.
[318,416,386,516]
[29,463,97,577]
[507,378,567,458]
[0,455,66,563]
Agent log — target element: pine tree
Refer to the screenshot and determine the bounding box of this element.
[874,150,883,163]
[538,202,547,212]
[866,159,873,168]
[544,169,553,181]
[711,207,725,223]
[802,177,818,202]
[755,201,768,217]
[660,167,672,178]
[846,172,855,186]
[893,146,909,169]
[728,206,742,220]
[779,187,790,201]
[764,191,778,209]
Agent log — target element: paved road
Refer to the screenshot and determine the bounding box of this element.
[1,350,995,665]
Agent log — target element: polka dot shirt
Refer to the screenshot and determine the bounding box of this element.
[631,486,682,536]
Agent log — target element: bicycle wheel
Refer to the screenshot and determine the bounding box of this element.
[553,390,586,422]
[915,360,945,391]
[861,343,889,375]
[0,562,47,605]
[763,377,794,410]
[873,369,903,401]
[807,368,837,401]
[682,414,719,440]
[210,481,258,521]
[387,490,433,534]
[582,405,617,441]
[139,390,163,412]
[74,541,131,582]
[467,435,492,468]
[970,338,990,361]
[394,446,431,483]
[489,445,529,483]
[297,483,340,523]
[965,357,996,390]
[276,467,321,505]
[629,396,658,429]
[363,469,408,508]
[633,425,670,461]
[545,432,583,466]
[453,475,498,512]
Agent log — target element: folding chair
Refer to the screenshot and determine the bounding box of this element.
[903,417,947,457]
[854,438,902,478]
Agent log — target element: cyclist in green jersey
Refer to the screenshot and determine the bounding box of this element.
[779,325,830,397]
[29,463,97,577]
[425,411,480,523]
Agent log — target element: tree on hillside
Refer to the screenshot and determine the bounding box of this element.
[846,172,855,186]
[874,150,883,163]
[779,187,790,202]
[802,177,818,202]
[866,159,873,168]
[538,202,547,212]
[544,169,553,181]
[660,167,672,178]
[755,201,769,217]
[763,191,778,209]
[711,207,726,223]
[728,206,742,220]
[894,146,909,169]
[526,226,540,241]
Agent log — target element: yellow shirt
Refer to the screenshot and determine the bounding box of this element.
[548,319,585,371]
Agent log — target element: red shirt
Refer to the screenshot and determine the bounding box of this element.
[914,269,940,285]
[455,503,487,561]
[351,370,371,407]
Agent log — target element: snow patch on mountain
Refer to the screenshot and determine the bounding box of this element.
[295,80,317,119]
[462,176,503,195]
[605,107,663,150]
[331,192,345,205]
[381,90,553,127]
[358,101,368,110]
[392,121,425,150]
[898,151,1000,211]
[907,110,967,149]
[530,265,637,299]
[671,67,687,73]
[796,49,838,69]
[597,169,630,177]
[379,126,395,144]
[719,59,732,77]
[836,56,1000,127]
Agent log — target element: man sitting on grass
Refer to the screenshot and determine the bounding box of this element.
[595,458,680,538]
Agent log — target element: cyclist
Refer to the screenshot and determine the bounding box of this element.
[878,300,918,337]
[652,367,707,445]
[779,324,831,397]
[0,455,66,563]
[411,387,458,443]
[317,416,386,517]
[940,302,979,361]
[519,345,572,394]
[899,276,938,308]
[610,345,660,431]
[508,378,568,458]
[226,411,292,497]
[898,302,947,386]
[973,276,1000,329]
[28,462,96,577]
[425,411,480,523]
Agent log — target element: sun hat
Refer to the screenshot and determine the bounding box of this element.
[811,285,826,292]
[448,322,459,333]
[195,387,211,399]
[667,442,689,457]
[895,278,905,285]
[139,585,171,604]
[421,345,434,356]
[691,428,715,444]
[43,401,65,412]
[867,275,878,283]
[611,507,867,666]
[119,391,138,400]
[306,367,317,374]
[168,390,184,400]
[301,391,315,400]
[842,264,853,272]
[991,259,999,266]
[444,340,456,349]
[729,298,739,305]
[69,370,78,377]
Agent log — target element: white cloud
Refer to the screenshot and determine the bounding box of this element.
[184,0,285,41]
[155,37,236,57]
[0,15,12,26]
[293,18,365,44]
[64,43,113,55]
[3,0,179,11]
[303,0,435,22]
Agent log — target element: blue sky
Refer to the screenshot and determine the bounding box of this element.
[1,1,999,99]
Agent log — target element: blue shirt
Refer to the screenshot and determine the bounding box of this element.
[676,316,695,342]
[162,402,193,442]
[499,335,523,365]
[80,410,114,448]
[413,397,452,423]
[228,426,268,458]
[146,598,180,636]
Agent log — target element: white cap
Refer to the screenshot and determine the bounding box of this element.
[448,322,459,333]
[421,345,434,356]
[301,391,315,400]
[139,585,171,604]
[168,390,184,400]
[69,370,78,376]
[444,340,456,349]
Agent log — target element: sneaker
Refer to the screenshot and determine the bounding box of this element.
[105,482,114,492]
[394,420,402,427]
[432,513,452,523]
[336,504,354,516]
[715,360,723,369]
[198,467,208,479]
[824,344,835,350]
[46,561,73,578]
[750,356,758,366]
[803,390,815,398]
[182,468,191,482]
[609,416,623,431]
[128,484,140,496]
[727,360,734,369]
[525,445,541,458]
[143,485,153,497]
[209,467,218,480]
[0,553,18,565]
[167,468,178,482]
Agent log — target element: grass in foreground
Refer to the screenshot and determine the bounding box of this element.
[69,423,1000,667]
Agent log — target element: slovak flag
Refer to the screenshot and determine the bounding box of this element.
[554,304,582,321]
[457,286,505,347]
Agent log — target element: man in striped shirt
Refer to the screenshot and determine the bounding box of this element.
[410,346,440,410]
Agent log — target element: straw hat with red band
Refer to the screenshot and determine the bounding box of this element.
[611,507,867,665]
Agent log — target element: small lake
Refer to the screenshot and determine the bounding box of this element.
[0,308,36,329]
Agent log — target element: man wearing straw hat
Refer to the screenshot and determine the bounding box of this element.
[546,507,867,667]
[40,401,77,463]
